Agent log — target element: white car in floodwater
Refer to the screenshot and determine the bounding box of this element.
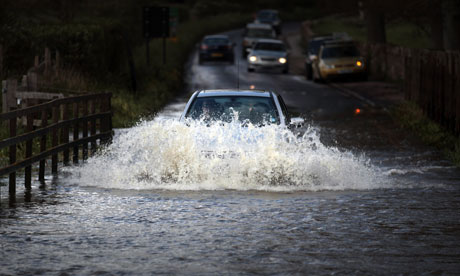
[179,89,304,127]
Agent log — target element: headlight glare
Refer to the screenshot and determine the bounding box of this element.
[278,57,287,64]
[249,56,257,62]
[356,60,363,67]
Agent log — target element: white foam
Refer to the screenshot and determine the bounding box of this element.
[65,119,387,191]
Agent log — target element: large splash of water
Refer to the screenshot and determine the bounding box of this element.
[66,119,386,191]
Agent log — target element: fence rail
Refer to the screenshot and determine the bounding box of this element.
[1,93,112,196]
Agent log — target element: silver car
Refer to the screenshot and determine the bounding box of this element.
[247,39,289,74]
[179,89,304,127]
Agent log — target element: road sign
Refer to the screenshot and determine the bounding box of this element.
[143,6,170,38]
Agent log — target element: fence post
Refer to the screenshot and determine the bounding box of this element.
[24,113,33,190]
[51,105,59,173]
[100,95,112,145]
[453,53,460,134]
[34,55,39,69]
[39,108,48,181]
[82,99,88,160]
[73,101,79,164]
[55,50,60,77]
[90,98,97,154]
[62,103,70,165]
[9,117,17,195]
[2,80,7,112]
[2,79,17,113]
[0,44,3,79]
[44,47,51,76]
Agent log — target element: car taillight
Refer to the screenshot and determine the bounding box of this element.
[201,45,208,50]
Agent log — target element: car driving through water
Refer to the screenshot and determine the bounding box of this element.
[179,89,304,127]
[179,89,304,159]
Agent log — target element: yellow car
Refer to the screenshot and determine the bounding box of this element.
[312,41,367,82]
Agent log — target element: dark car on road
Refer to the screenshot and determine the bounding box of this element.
[199,35,235,64]
[304,33,351,80]
[254,9,282,35]
[304,35,334,80]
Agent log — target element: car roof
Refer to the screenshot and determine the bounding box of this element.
[203,34,229,40]
[196,89,273,98]
[246,23,273,29]
[257,9,279,14]
[323,40,357,47]
[254,38,284,44]
[310,36,333,41]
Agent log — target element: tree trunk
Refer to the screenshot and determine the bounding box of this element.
[443,0,460,50]
[430,0,444,49]
[366,1,386,43]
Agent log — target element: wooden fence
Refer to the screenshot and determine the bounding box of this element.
[404,50,460,135]
[357,42,460,136]
[0,93,112,196]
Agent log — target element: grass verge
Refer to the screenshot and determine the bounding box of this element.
[391,101,460,166]
[311,15,430,48]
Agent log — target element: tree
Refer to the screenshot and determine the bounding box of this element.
[443,0,460,50]
[365,0,386,43]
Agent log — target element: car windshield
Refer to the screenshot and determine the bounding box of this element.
[254,42,285,52]
[246,28,274,38]
[186,96,280,125]
[321,45,360,58]
[204,38,229,45]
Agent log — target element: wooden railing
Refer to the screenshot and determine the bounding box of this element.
[0,93,112,196]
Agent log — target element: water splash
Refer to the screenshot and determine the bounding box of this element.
[66,119,387,191]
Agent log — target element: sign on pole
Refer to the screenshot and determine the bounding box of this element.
[143,6,170,39]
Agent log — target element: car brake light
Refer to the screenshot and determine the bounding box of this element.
[201,45,208,50]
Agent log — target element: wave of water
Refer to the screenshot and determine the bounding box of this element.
[65,119,388,191]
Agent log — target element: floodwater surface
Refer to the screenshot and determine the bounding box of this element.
[1,28,460,275]
[1,104,459,275]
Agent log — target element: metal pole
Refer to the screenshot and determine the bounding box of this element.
[146,38,150,67]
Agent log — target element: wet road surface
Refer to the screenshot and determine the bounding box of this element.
[1,27,460,275]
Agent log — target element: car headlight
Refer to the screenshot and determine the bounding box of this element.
[356,60,363,67]
[323,63,335,69]
[249,56,257,62]
[278,57,287,64]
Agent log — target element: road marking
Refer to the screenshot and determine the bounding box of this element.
[328,83,376,107]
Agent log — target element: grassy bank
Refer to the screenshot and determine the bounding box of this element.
[392,102,460,166]
[311,15,430,49]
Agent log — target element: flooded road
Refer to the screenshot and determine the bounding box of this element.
[1,28,460,275]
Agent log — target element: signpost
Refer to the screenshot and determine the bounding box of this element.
[143,6,170,65]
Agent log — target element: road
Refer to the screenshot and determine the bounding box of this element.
[186,29,367,120]
[1,26,460,275]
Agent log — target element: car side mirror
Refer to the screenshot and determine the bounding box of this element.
[289,117,304,128]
